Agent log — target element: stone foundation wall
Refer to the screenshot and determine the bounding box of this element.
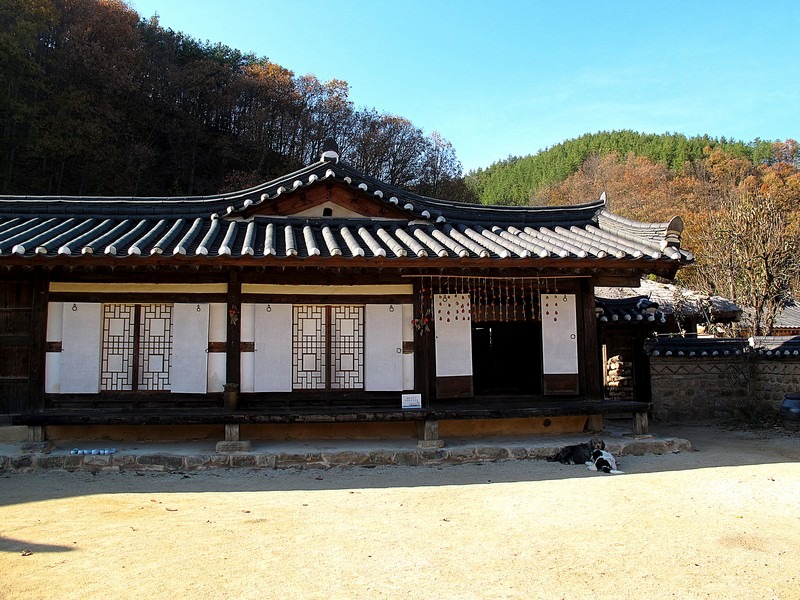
[650,356,800,421]
[752,362,800,407]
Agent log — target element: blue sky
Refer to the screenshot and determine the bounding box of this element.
[129,0,799,173]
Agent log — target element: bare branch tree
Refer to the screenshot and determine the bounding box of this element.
[690,190,800,336]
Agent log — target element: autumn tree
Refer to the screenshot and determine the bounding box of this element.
[1,0,466,197]
[415,132,462,197]
[684,190,800,336]
[0,0,57,193]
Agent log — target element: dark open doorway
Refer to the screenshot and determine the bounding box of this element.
[472,321,542,395]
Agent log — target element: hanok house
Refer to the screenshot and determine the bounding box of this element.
[0,144,692,448]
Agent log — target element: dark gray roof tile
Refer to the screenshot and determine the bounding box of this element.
[0,156,693,268]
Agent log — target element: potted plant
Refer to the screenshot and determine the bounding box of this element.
[223,382,239,411]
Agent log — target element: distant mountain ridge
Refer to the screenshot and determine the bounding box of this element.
[465,130,777,206]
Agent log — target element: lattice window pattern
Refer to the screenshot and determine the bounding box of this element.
[101,304,135,391]
[292,305,327,390]
[292,305,364,390]
[138,304,172,390]
[101,304,173,391]
[331,305,364,390]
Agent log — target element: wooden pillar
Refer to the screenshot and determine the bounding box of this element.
[224,423,240,442]
[215,422,251,452]
[634,412,649,435]
[27,425,44,442]
[226,271,241,386]
[634,333,653,403]
[22,425,54,452]
[578,279,603,401]
[417,418,444,448]
[585,415,604,433]
[29,274,50,412]
[413,279,436,406]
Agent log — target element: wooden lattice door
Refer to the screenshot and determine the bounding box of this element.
[101,304,173,391]
[292,305,364,390]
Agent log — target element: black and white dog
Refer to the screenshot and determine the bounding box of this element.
[587,448,623,474]
[548,437,605,465]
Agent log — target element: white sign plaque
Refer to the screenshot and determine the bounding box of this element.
[402,393,422,409]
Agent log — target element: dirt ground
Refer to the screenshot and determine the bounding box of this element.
[1,422,799,600]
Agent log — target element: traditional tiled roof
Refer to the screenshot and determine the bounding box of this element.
[749,336,800,356]
[644,337,749,357]
[595,295,667,325]
[0,153,694,267]
[771,302,800,331]
[739,300,800,333]
[644,335,800,357]
[595,278,741,323]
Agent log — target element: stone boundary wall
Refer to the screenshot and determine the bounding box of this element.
[650,355,800,421]
[752,361,800,408]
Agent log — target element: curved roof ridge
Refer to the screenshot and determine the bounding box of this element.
[597,209,680,233]
[597,209,685,250]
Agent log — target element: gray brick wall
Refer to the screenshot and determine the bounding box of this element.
[649,356,799,421]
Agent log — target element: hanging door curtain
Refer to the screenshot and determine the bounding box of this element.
[434,293,473,398]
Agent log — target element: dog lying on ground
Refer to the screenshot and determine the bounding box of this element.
[548,437,605,465]
[587,448,624,474]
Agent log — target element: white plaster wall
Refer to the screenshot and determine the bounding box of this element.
[240,303,256,392]
[365,304,403,391]
[45,302,63,394]
[172,303,209,393]
[434,294,473,377]
[254,304,293,392]
[207,303,226,393]
[402,303,414,390]
[541,293,579,374]
[60,302,102,394]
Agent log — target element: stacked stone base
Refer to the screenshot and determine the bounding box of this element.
[0,436,692,473]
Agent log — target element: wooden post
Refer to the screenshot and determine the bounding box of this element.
[29,275,49,412]
[634,412,649,435]
[21,425,54,453]
[225,423,240,442]
[27,425,44,442]
[578,279,603,401]
[226,271,241,387]
[585,415,604,433]
[417,419,444,448]
[215,423,251,452]
[412,278,436,406]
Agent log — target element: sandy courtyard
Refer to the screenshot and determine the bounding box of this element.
[1,422,799,599]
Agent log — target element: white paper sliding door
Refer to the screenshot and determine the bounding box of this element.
[172,303,209,393]
[365,304,403,391]
[60,302,102,394]
[254,303,293,392]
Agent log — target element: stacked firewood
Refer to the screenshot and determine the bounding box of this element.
[606,354,634,401]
